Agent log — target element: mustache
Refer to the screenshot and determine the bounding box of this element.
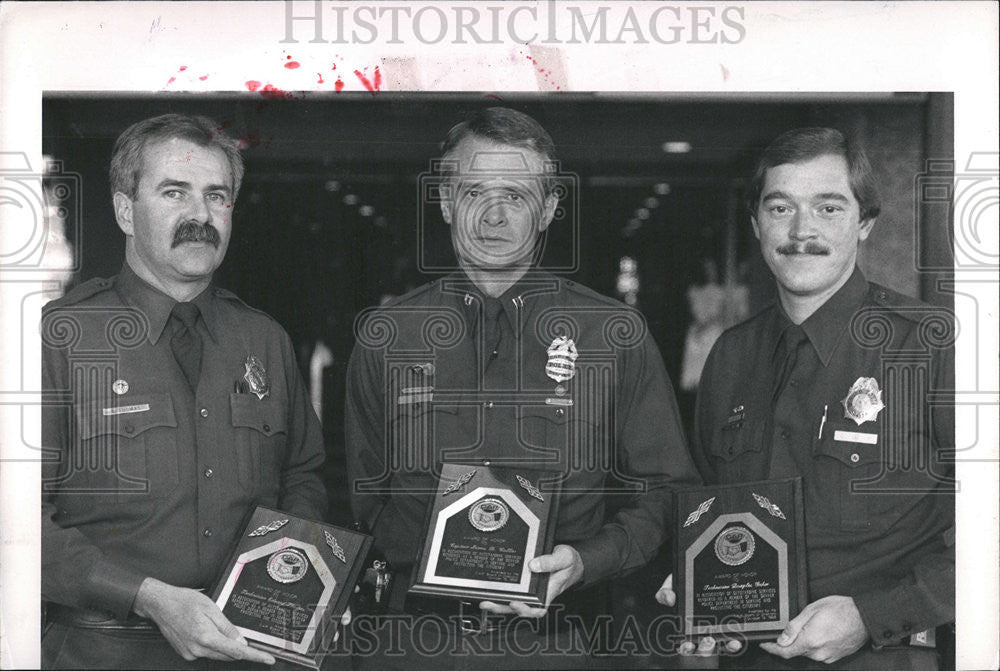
[172,221,220,248]
[777,242,830,256]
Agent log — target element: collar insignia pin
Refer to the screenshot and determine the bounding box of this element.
[546,336,578,383]
[842,377,885,425]
[243,355,270,400]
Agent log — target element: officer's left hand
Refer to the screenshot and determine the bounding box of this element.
[479,544,584,617]
[760,595,868,664]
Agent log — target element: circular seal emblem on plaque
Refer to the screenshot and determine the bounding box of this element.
[714,526,755,566]
[468,497,509,532]
[267,547,309,583]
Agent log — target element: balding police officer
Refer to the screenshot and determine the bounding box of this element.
[657,128,954,670]
[345,107,701,668]
[41,114,327,668]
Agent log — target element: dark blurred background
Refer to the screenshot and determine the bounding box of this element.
[42,91,953,631]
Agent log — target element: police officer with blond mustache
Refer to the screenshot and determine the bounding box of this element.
[41,114,327,668]
[657,127,954,670]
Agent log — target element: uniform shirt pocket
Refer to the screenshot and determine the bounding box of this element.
[519,403,601,461]
[231,394,288,495]
[707,418,764,481]
[813,419,884,531]
[76,393,178,503]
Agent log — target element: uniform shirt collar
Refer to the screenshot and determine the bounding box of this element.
[449,271,537,338]
[115,262,219,345]
[797,267,870,367]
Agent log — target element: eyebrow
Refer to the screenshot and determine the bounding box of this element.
[761,190,850,203]
[154,179,232,195]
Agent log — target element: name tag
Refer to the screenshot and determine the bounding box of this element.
[834,430,877,445]
[397,393,433,405]
[545,397,573,407]
[102,404,150,416]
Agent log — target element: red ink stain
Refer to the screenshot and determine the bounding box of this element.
[179,66,188,71]
[199,75,208,81]
[285,61,300,70]
[317,73,325,84]
[485,94,503,101]
[521,52,562,91]
[260,84,294,100]
[245,80,261,91]
[334,78,344,92]
[354,67,381,96]
[331,63,337,70]
[167,77,176,86]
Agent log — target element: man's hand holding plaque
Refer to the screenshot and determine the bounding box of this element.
[479,544,584,617]
[407,463,560,610]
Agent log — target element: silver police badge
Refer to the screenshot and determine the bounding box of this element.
[714,526,755,566]
[841,377,885,426]
[266,547,309,584]
[243,354,270,400]
[468,497,509,532]
[545,336,578,383]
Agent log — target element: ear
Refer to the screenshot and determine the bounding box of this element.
[538,192,559,233]
[750,215,761,241]
[440,197,453,226]
[858,217,876,242]
[113,192,135,236]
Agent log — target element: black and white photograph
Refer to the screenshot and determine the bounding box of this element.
[1,3,997,671]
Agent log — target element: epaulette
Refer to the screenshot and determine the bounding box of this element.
[43,276,115,311]
[558,278,630,309]
[381,279,441,308]
[868,283,936,323]
[211,286,277,323]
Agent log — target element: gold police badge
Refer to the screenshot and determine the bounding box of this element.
[841,377,885,426]
[468,497,509,532]
[545,336,578,383]
[243,354,270,400]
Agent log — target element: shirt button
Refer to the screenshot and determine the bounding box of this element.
[124,424,134,434]
[556,408,564,416]
[882,630,893,640]
[780,429,790,439]
[263,423,271,432]
[850,453,860,463]
[204,468,214,478]
[200,408,209,418]
[902,622,912,632]
[203,528,213,537]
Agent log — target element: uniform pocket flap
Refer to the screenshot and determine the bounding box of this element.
[77,393,176,440]
[815,424,882,467]
[231,393,288,436]
[709,420,763,463]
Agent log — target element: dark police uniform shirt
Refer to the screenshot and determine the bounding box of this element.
[41,264,327,620]
[693,268,954,648]
[345,272,701,589]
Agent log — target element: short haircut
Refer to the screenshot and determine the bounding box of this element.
[440,107,558,191]
[110,114,244,202]
[748,127,881,221]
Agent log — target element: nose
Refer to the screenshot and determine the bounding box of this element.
[187,195,213,224]
[480,203,507,228]
[788,210,817,240]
